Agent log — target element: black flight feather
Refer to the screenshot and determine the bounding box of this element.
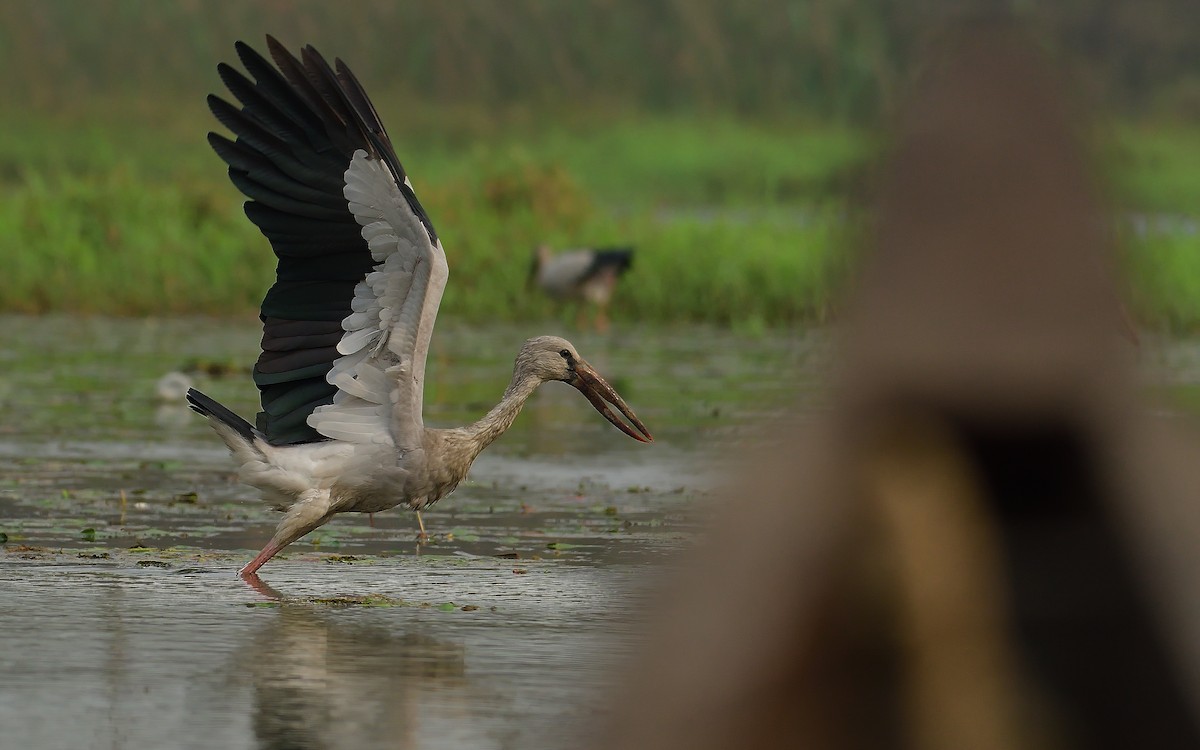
[300,46,362,134]
[216,63,297,142]
[234,41,329,142]
[210,37,426,445]
[208,134,343,205]
[335,59,390,145]
[266,36,350,146]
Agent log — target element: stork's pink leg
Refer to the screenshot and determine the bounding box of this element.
[239,542,283,577]
[238,502,334,576]
[416,511,428,543]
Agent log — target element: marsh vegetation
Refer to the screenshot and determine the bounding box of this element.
[1,1,1198,327]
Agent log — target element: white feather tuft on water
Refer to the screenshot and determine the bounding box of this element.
[155,371,193,401]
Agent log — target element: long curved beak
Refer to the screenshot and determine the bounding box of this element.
[570,361,653,442]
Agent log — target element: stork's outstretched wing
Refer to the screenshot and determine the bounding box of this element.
[209,36,447,449]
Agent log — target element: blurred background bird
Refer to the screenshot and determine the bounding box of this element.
[529,244,634,332]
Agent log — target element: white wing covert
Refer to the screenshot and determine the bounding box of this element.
[308,151,449,450]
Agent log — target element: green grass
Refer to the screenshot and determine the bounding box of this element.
[1103,124,1200,215]
[527,118,870,207]
[0,163,849,324]
[1126,231,1200,333]
[1,168,269,315]
[0,113,861,324]
[2,112,1200,329]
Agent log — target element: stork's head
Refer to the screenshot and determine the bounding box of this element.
[516,336,653,442]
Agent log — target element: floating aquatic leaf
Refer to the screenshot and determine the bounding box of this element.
[437,602,456,612]
[80,528,96,542]
[546,541,577,551]
[302,594,408,608]
[0,532,7,544]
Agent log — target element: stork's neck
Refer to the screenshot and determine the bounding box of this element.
[463,372,542,455]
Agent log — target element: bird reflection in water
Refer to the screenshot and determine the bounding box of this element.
[238,581,466,750]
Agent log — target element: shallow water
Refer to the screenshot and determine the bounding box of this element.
[0,315,821,750]
[5,317,1198,748]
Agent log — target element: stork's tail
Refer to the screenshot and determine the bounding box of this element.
[186,388,257,444]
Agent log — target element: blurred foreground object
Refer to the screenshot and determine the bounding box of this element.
[530,244,633,332]
[600,18,1200,750]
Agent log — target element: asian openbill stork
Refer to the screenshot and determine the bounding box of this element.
[530,245,634,332]
[187,37,652,577]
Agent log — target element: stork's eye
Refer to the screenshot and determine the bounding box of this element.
[559,349,571,359]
